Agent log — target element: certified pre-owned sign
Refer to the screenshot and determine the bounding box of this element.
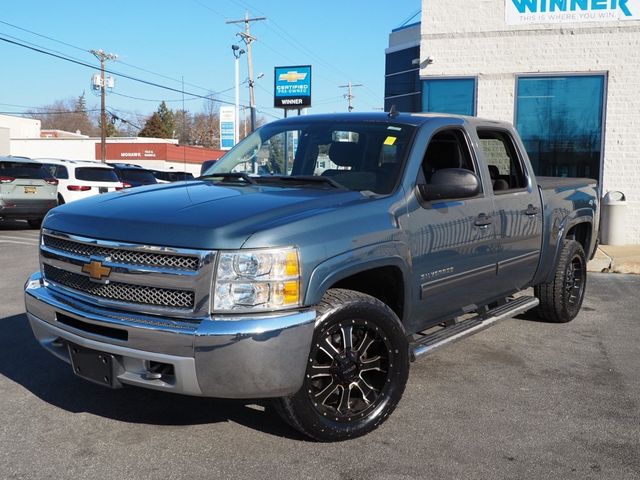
[274,65,312,109]
[506,0,640,24]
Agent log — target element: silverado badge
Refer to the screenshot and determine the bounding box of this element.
[82,260,111,281]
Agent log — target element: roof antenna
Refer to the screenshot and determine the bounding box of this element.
[388,104,399,118]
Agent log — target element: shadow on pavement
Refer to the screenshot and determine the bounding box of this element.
[0,312,306,440]
[0,219,33,231]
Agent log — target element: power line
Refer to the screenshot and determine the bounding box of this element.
[0,109,100,115]
[0,34,239,106]
[106,109,142,130]
[111,91,205,103]
[226,1,381,105]
[0,20,216,93]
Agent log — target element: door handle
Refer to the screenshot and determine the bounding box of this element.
[525,204,540,216]
[474,214,493,228]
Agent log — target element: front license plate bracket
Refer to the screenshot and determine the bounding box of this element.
[68,343,121,388]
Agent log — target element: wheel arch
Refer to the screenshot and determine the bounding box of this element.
[305,247,410,325]
[538,213,594,285]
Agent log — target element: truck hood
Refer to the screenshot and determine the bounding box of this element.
[43,181,371,249]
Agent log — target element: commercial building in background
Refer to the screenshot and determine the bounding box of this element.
[385,2,640,244]
[0,114,224,175]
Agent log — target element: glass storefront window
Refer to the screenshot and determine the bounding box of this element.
[422,78,476,116]
[515,75,605,181]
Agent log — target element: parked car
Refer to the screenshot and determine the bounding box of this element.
[108,163,158,188]
[35,158,123,204]
[25,113,599,440]
[200,159,218,176]
[150,168,195,183]
[0,156,58,228]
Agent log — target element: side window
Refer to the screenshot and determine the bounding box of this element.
[477,130,527,193]
[421,129,476,184]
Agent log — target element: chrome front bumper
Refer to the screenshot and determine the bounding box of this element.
[24,271,316,398]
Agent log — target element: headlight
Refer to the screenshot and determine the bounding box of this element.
[213,247,301,313]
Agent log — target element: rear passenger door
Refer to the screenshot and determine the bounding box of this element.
[400,127,498,330]
[476,129,543,294]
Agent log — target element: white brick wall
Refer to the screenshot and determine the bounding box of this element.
[421,1,640,244]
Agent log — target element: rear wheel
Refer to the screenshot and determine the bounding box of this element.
[534,239,587,323]
[274,289,409,441]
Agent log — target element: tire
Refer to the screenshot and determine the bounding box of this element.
[534,239,587,323]
[274,289,409,441]
[57,194,65,205]
[27,218,43,229]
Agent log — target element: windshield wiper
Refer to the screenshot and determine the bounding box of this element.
[199,172,257,185]
[256,175,347,190]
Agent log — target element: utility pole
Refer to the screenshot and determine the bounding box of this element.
[91,49,117,163]
[226,13,266,133]
[339,82,363,112]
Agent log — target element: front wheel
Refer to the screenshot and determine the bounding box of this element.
[534,239,587,323]
[274,289,409,441]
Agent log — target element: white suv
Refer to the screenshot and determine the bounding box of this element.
[35,159,123,204]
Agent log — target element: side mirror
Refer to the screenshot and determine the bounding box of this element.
[418,168,481,202]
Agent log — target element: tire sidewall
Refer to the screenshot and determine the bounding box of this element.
[558,241,587,321]
[290,292,409,441]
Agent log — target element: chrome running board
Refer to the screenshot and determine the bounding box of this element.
[411,296,539,360]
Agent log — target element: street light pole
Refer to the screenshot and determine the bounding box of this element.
[90,49,117,163]
[232,45,245,145]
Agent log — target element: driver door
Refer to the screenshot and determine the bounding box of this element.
[400,128,499,331]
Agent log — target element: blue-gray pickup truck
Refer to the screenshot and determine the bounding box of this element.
[24,113,599,441]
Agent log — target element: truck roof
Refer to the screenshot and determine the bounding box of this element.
[271,111,511,129]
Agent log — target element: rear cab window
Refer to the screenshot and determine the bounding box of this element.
[477,130,528,194]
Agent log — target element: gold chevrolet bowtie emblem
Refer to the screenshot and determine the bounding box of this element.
[82,260,111,281]
[279,71,307,82]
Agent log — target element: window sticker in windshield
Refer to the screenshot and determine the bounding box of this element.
[384,136,397,146]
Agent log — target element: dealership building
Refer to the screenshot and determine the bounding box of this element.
[386,0,640,244]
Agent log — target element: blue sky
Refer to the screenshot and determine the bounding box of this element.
[0,1,420,127]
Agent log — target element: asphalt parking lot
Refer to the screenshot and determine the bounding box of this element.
[1,219,639,480]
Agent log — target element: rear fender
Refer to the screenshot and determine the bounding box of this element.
[536,209,594,285]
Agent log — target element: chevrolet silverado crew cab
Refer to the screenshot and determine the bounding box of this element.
[24,113,599,441]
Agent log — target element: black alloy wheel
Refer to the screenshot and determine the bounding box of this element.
[564,250,586,310]
[307,318,395,423]
[535,239,587,323]
[274,289,409,441]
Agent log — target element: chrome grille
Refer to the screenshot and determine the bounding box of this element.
[44,264,195,309]
[43,234,200,271]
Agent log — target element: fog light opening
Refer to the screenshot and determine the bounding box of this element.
[142,361,175,380]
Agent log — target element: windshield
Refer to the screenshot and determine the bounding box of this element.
[203,120,415,194]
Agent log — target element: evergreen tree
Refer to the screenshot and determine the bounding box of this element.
[98,114,118,137]
[157,101,175,138]
[139,112,166,138]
